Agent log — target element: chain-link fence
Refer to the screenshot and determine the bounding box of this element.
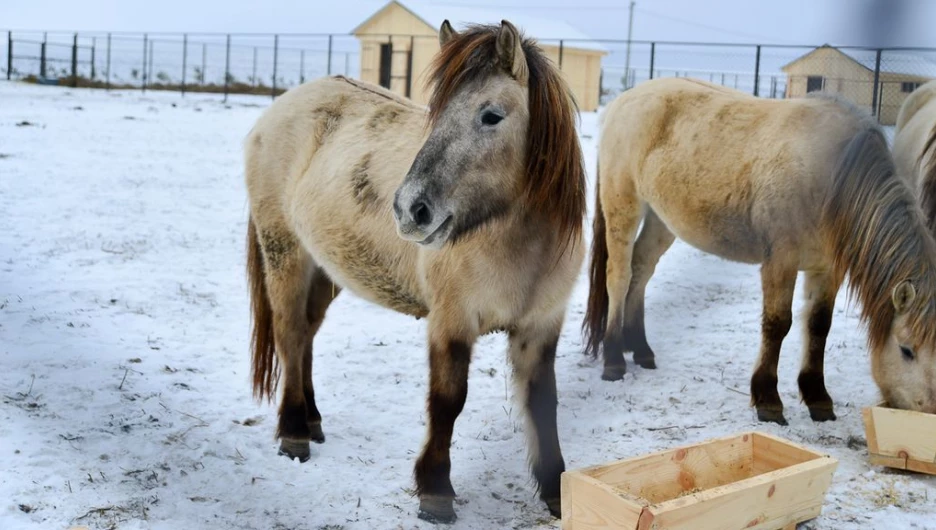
[3,30,935,125]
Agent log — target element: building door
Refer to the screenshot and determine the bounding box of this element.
[379,43,392,89]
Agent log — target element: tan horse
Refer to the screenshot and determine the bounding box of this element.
[894,79,936,231]
[584,77,936,425]
[244,21,585,523]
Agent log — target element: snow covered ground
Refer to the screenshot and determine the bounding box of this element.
[1,81,934,530]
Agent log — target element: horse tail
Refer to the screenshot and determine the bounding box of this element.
[247,217,278,401]
[583,167,610,358]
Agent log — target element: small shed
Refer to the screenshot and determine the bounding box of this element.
[351,0,607,111]
[781,45,936,125]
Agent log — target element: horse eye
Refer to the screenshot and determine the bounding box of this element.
[900,346,915,361]
[481,111,504,126]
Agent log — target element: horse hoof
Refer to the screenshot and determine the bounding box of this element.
[278,438,311,462]
[418,495,456,524]
[756,407,788,426]
[808,406,837,422]
[634,356,657,369]
[544,497,561,518]
[309,422,326,444]
[601,364,627,381]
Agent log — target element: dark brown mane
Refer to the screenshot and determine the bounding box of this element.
[425,24,586,247]
[921,124,936,234]
[823,128,936,352]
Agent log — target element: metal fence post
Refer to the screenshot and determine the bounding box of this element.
[405,35,414,98]
[40,40,46,78]
[148,41,154,84]
[559,40,564,70]
[251,47,257,86]
[105,33,111,90]
[5,31,11,80]
[71,33,78,86]
[223,34,231,101]
[142,33,148,92]
[327,34,333,76]
[182,34,188,96]
[648,42,655,80]
[598,68,603,105]
[272,34,279,98]
[871,49,882,118]
[753,45,761,96]
[91,37,96,80]
[300,49,305,84]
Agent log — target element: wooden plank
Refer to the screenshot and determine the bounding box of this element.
[648,457,837,530]
[561,471,643,530]
[586,433,754,503]
[868,452,908,470]
[867,406,936,472]
[906,458,936,476]
[862,406,880,455]
[751,432,825,475]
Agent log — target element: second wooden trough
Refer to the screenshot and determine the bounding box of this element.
[561,432,838,530]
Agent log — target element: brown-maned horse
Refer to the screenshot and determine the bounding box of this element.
[584,77,936,425]
[895,79,936,232]
[244,21,585,522]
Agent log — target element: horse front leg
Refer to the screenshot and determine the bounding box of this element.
[798,270,840,422]
[414,323,474,523]
[751,258,797,425]
[508,324,565,518]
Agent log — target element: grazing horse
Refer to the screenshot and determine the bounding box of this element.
[244,21,585,522]
[583,77,936,424]
[894,79,936,231]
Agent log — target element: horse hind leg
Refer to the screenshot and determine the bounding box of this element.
[256,224,319,462]
[797,271,839,422]
[302,270,340,443]
[750,256,797,425]
[600,180,643,381]
[621,210,675,370]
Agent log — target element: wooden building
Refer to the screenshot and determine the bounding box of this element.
[351,0,607,111]
[781,45,936,125]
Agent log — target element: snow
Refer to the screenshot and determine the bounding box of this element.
[1,80,934,530]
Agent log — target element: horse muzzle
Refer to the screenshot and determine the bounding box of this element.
[393,188,453,248]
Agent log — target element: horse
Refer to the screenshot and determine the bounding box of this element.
[894,79,936,232]
[244,21,585,523]
[583,77,936,425]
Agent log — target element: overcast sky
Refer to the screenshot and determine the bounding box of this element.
[2,0,935,47]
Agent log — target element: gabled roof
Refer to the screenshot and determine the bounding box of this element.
[781,44,936,77]
[352,0,608,53]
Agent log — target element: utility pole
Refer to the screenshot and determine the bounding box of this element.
[624,1,636,89]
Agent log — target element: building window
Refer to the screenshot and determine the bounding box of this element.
[806,76,824,93]
[902,82,921,93]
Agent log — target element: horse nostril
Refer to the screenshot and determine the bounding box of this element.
[411,201,432,227]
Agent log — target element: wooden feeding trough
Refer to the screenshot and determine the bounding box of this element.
[863,403,936,475]
[560,432,838,530]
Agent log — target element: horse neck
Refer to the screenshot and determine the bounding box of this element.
[824,137,936,349]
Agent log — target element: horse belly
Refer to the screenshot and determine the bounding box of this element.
[655,205,764,264]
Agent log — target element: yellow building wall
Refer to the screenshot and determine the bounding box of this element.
[354,4,605,111]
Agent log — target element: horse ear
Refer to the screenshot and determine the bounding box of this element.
[496,20,528,84]
[892,280,916,314]
[439,20,458,47]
